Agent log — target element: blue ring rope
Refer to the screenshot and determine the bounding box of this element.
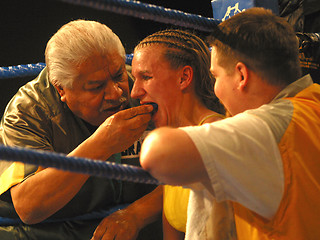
[0,54,134,79]
[0,63,46,79]
[0,145,161,185]
[58,0,220,32]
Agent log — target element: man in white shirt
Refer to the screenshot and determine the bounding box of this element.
[139,7,320,240]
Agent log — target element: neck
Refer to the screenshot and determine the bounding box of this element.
[232,75,284,116]
[174,95,222,127]
[248,82,283,111]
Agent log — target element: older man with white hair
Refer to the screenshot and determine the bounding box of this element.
[0,20,162,240]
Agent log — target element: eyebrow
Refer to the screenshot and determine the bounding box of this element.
[86,65,126,84]
[111,65,125,77]
[87,80,105,85]
[132,69,151,78]
[137,70,151,75]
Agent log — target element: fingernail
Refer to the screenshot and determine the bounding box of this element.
[143,102,158,115]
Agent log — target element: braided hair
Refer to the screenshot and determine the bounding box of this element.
[135,29,224,113]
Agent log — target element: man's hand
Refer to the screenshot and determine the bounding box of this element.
[99,104,153,154]
[91,186,163,240]
[91,208,141,240]
[76,104,154,161]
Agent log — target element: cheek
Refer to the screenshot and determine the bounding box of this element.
[156,77,178,99]
[154,86,176,107]
[119,82,130,97]
[156,89,179,125]
[214,79,224,100]
[73,94,104,114]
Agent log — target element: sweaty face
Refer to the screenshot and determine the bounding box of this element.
[58,53,129,126]
[131,46,183,128]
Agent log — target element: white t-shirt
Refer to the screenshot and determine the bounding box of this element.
[182,112,285,240]
[180,75,313,240]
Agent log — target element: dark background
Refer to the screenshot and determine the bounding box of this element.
[0,0,319,116]
[0,0,214,115]
[0,0,214,66]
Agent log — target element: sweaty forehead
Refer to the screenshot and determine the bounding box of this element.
[132,47,167,73]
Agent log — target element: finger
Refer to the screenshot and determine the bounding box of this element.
[127,115,151,130]
[92,222,107,240]
[102,232,117,240]
[143,102,158,115]
[122,105,153,120]
[94,227,116,240]
[102,229,133,240]
[128,124,150,141]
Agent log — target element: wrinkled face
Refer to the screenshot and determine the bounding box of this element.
[57,53,129,126]
[131,46,183,127]
[211,46,238,116]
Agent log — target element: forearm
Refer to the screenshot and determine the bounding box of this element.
[11,167,89,224]
[10,135,117,225]
[123,185,163,229]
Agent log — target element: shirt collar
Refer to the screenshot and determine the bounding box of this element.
[272,74,314,102]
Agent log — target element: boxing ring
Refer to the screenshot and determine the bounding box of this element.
[0,0,319,225]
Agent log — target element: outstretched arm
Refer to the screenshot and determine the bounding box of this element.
[140,127,209,186]
[10,105,154,224]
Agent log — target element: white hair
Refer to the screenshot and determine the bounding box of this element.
[45,19,126,88]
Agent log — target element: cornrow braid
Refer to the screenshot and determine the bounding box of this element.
[135,29,224,113]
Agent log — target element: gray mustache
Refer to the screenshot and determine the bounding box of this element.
[99,96,128,112]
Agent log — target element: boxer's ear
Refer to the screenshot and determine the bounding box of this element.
[179,65,193,90]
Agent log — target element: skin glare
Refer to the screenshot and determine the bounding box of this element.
[57,53,130,126]
[131,46,184,128]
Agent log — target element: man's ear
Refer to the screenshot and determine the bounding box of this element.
[179,65,193,90]
[235,62,249,91]
[54,85,66,102]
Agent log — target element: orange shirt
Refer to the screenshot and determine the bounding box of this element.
[234,83,320,239]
